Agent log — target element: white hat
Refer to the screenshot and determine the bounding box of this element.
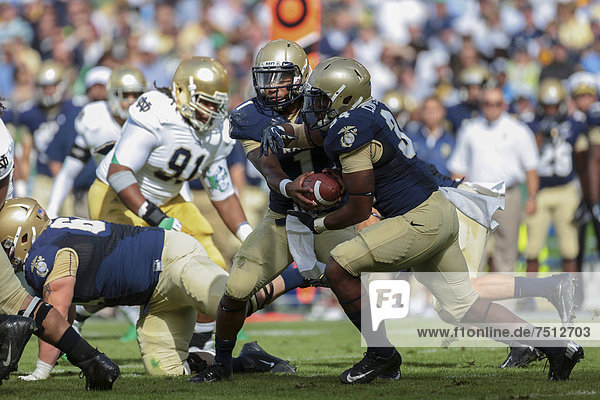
[85,66,112,89]
[568,71,597,96]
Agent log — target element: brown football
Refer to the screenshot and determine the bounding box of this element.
[302,172,342,206]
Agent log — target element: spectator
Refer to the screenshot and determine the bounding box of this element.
[448,86,539,272]
[406,96,454,176]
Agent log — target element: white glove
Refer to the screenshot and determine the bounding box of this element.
[19,359,54,381]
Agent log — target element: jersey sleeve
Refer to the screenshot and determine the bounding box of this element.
[112,119,159,173]
[46,248,79,284]
[325,109,376,158]
[201,158,236,201]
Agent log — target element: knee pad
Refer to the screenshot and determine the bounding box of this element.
[18,297,53,335]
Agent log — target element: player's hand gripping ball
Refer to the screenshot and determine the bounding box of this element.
[302,172,343,207]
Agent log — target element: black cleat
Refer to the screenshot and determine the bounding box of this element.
[339,350,402,384]
[76,351,120,390]
[300,275,330,289]
[548,341,584,380]
[499,346,545,368]
[239,341,297,373]
[0,315,35,383]
[188,362,232,383]
[547,273,577,324]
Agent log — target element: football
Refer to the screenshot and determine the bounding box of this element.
[302,172,342,207]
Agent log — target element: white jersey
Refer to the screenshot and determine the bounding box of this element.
[0,119,14,200]
[73,101,121,164]
[96,91,235,205]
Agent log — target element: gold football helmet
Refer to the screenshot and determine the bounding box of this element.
[171,56,229,139]
[538,78,566,105]
[0,198,50,271]
[107,65,147,120]
[36,60,66,107]
[302,57,371,129]
[252,39,310,109]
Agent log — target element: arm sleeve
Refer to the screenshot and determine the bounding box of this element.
[46,248,79,285]
[46,156,85,218]
[112,119,159,173]
[201,158,236,201]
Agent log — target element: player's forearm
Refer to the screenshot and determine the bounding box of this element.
[107,163,146,212]
[322,197,372,230]
[212,194,250,235]
[525,169,539,200]
[47,157,84,217]
[248,149,291,195]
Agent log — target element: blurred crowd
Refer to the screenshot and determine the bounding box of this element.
[2,0,600,275]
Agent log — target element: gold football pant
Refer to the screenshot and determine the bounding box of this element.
[525,181,579,260]
[225,210,356,301]
[0,252,29,314]
[88,179,226,269]
[331,191,479,323]
[137,231,229,375]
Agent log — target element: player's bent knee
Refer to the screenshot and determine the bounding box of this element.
[224,257,262,301]
[324,259,354,286]
[18,296,52,335]
[459,297,492,324]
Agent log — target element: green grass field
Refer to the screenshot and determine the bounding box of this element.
[2,318,599,399]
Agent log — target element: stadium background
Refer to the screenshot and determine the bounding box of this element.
[2,0,600,396]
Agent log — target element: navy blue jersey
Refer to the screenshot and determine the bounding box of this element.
[229,98,334,214]
[324,100,438,218]
[46,128,97,190]
[25,217,164,306]
[7,100,81,177]
[531,114,586,189]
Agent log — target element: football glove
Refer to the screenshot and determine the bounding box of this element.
[287,210,319,234]
[158,217,183,231]
[260,125,297,158]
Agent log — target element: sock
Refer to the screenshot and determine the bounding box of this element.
[57,328,97,365]
[281,266,305,292]
[214,335,236,367]
[514,276,556,298]
[346,309,394,358]
[55,327,83,354]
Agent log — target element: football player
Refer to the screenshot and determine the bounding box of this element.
[0,221,118,389]
[0,108,14,206]
[0,197,295,377]
[3,60,89,212]
[46,65,146,219]
[445,64,490,133]
[251,57,583,383]
[525,78,586,275]
[45,65,147,345]
[187,40,356,383]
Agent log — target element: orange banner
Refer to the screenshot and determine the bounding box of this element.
[268,0,321,48]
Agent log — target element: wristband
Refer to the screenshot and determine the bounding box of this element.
[313,217,327,233]
[279,179,292,198]
[137,200,168,226]
[236,222,253,242]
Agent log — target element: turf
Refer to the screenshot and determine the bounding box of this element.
[2,318,598,399]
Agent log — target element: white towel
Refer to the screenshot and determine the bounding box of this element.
[439,181,506,231]
[286,214,326,280]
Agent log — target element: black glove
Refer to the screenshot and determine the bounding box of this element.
[573,201,591,226]
[260,125,297,158]
[288,210,319,234]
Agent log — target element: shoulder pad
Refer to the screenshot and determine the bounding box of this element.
[326,110,375,156]
[572,110,587,123]
[128,91,177,133]
[209,119,235,161]
[229,98,286,141]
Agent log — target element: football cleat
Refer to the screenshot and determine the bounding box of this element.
[547,341,584,380]
[238,341,297,373]
[547,273,577,324]
[300,275,330,289]
[76,351,120,390]
[499,346,545,368]
[188,362,232,383]
[339,350,402,384]
[0,315,35,383]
